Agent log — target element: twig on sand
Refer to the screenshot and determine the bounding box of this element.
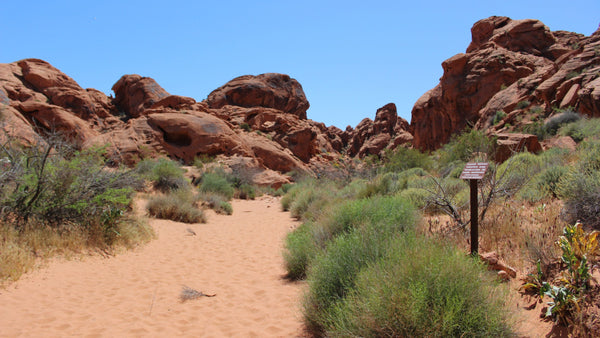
[179,285,216,302]
[148,287,158,316]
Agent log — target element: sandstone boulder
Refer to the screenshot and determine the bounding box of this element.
[206,73,310,119]
[494,133,542,162]
[112,74,169,118]
[146,112,253,162]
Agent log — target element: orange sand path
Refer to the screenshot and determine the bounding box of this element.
[0,196,304,337]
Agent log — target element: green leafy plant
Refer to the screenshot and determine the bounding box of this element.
[520,260,551,297]
[492,110,507,125]
[240,122,251,132]
[516,100,531,109]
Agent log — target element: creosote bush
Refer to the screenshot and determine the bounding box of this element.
[0,133,153,282]
[136,158,188,192]
[146,188,206,223]
[327,235,513,337]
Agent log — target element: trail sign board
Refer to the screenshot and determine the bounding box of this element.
[459,162,489,180]
[460,162,489,255]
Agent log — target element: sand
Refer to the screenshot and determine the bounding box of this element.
[0,196,304,337]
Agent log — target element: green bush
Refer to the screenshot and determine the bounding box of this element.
[559,117,600,142]
[382,147,433,172]
[136,158,188,192]
[398,188,430,210]
[147,189,205,223]
[326,235,513,337]
[356,172,403,199]
[283,195,416,281]
[198,192,233,215]
[236,183,256,200]
[199,172,234,200]
[303,197,416,333]
[557,142,600,228]
[0,141,142,243]
[289,184,336,221]
[495,152,542,197]
[517,100,531,109]
[492,110,507,125]
[519,165,569,202]
[544,110,581,136]
[283,221,320,280]
[436,129,494,171]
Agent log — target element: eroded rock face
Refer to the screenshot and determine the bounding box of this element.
[347,103,412,157]
[494,133,542,162]
[112,74,169,118]
[206,73,310,119]
[412,16,600,151]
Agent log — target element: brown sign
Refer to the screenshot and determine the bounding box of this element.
[460,162,489,180]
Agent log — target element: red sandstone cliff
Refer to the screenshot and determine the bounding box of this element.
[411,16,600,151]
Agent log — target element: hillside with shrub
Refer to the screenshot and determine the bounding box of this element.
[281,116,600,336]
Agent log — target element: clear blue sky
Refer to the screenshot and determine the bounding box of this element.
[1,1,598,129]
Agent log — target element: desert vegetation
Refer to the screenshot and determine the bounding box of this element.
[282,114,600,336]
[0,133,154,282]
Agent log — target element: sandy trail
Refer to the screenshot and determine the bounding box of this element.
[0,196,304,337]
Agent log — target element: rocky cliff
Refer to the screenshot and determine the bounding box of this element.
[0,59,412,186]
[2,16,599,182]
[411,16,600,151]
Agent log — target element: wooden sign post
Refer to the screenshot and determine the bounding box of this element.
[459,162,489,255]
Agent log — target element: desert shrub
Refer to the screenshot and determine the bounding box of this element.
[240,122,251,132]
[198,171,234,200]
[519,165,569,202]
[398,188,430,210]
[517,100,531,109]
[495,152,542,197]
[283,195,416,281]
[302,197,417,333]
[283,221,321,280]
[289,182,337,221]
[540,147,572,166]
[545,110,581,136]
[326,235,513,337]
[136,158,188,192]
[382,147,433,172]
[192,154,215,168]
[338,179,368,199]
[557,142,600,228]
[321,195,416,245]
[198,191,233,215]
[559,117,600,143]
[356,172,404,198]
[147,189,206,223]
[436,129,495,171]
[492,110,507,125]
[236,183,256,200]
[0,140,143,244]
[281,185,301,211]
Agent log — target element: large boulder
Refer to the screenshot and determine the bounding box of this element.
[494,133,542,162]
[145,111,253,162]
[1,59,115,123]
[206,73,310,119]
[112,74,169,118]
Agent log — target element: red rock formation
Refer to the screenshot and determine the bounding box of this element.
[206,73,310,119]
[494,133,542,162]
[347,103,412,157]
[412,16,600,151]
[112,74,169,118]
